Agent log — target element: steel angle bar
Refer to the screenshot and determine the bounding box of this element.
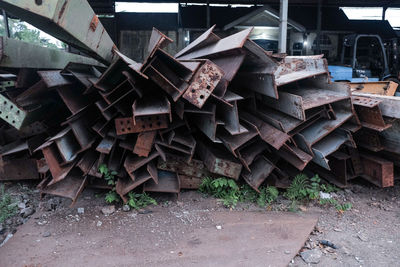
[218,123,258,157]
[0,0,116,64]
[147,27,173,59]
[294,108,353,154]
[276,144,313,171]
[354,129,384,152]
[241,155,275,192]
[157,153,211,178]
[351,92,400,120]
[124,151,159,175]
[96,136,116,154]
[133,130,156,157]
[196,139,242,179]
[0,36,102,69]
[352,96,391,131]
[107,146,126,175]
[158,120,186,142]
[175,25,219,58]
[15,80,48,107]
[177,27,253,60]
[144,65,186,101]
[69,116,96,152]
[240,111,290,150]
[209,52,246,82]
[95,51,145,92]
[62,62,104,90]
[37,70,75,88]
[242,39,277,69]
[350,81,397,96]
[236,139,269,172]
[380,118,400,147]
[116,163,157,201]
[262,91,305,120]
[56,86,90,115]
[0,158,39,181]
[273,55,328,87]
[95,100,118,121]
[144,170,180,194]
[41,174,87,207]
[77,149,98,176]
[255,103,301,133]
[189,104,223,143]
[100,79,135,106]
[92,118,113,138]
[232,72,278,99]
[133,96,171,123]
[216,91,248,135]
[41,143,76,186]
[155,138,195,162]
[182,60,224,108]
[115,116,168,135]
[359,153,394,187]
[311,129,356,170]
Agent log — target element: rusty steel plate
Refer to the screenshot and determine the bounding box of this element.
[133,131,157,157]
[360,153,394,188]
[182,60,224,108]
[41,175,88,207]
[0,158,39,181]
[241,156,275,192]
[115,116,168,135]
[144,170,180,194]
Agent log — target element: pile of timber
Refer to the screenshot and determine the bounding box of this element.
[0,25,399,205]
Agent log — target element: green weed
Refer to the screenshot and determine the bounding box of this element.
[127,192,157,210]
[0,185,17,223]
[199,177,279,209]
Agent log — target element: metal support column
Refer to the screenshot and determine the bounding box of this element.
[206,1,211,29]
[383,6,387,20]
[278,0,288,53]
[2,10,10,37]
[316,0,322,54]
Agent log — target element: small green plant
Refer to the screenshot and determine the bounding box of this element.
[99,164,118,186]
[285,173,350,213]
[0,185,17,223]
[320,198,352,212]
[257,186,279,207]
[127,192,157,210]
[105,191,120,204]
[284,174,310,201]
[200,178,279,208]
[199,177,240,208]
[238,184,258,203]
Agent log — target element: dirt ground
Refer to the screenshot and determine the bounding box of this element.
[1,179,400,266]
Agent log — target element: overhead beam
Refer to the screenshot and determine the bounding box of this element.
[98,0,400,7]
[0,36,103,69]
[0,0,116,64]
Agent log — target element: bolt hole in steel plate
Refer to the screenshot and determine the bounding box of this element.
[35,0,43,5]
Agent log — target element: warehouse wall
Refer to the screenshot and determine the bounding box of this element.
[119,30,185,62]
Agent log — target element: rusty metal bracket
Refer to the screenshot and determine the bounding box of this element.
[196,139,242,179]
[182,60,224,108]
[352,96,392,131]
[241,155,275,192]
[133,131,157,157]
[359,153,394,188]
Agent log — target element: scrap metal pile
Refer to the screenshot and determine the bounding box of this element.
[0,0,399,205]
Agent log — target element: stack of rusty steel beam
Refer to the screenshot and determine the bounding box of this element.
[0,10,400,205]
